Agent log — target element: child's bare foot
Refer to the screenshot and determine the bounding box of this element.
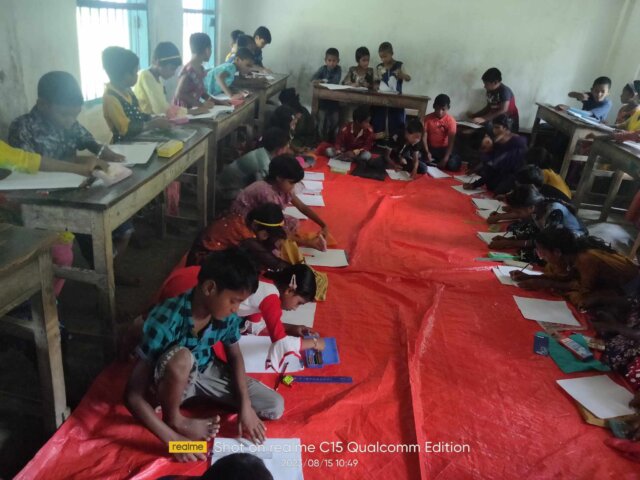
[169,415,220,441]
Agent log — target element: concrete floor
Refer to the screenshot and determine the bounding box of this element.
[0,220,195,479]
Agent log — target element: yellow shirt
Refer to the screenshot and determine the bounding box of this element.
[0,140,41,173]
[623,109,640,132]
[133,69,169,115]
[543,169,572,199]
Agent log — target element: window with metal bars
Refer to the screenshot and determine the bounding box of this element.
[182,0,216,68]
[76,0,149,101]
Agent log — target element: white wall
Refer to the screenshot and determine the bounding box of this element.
[218,0,633,128]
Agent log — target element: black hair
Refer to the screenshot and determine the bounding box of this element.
[493,114,511,130]
[535,227,616,256]
[506,184,545,208]
[254,26,272,43]
[525,146,553,169]
[261,127,290,153]
[231,29,244,43]
[37,71,84,106]
[235,47,254,61]
[190,33,212,55]
[406,118,424,135]
[433,94,451,109]
[481,67,502,83]
[202,453,273,480]
[378,41,393,54]
[264,264,316,302]
[197,249,258,294]
[593,76,612,88]
[102,47,139,82]
[237,34,257,50]
[353,105,371,123]
[278,87,299,106]
[271,105,297,131]
[469,129,490,151]
[325,47,339,58]
[515,165,544,188]
[266,154,304,183]
[152,42,182,68]
[355,46,370,62]
[245,202,286,240]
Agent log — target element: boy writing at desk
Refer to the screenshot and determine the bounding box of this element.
[468,67,519,132]
[125,249,283,463]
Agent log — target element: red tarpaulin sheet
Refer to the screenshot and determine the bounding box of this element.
[17,158,639,480]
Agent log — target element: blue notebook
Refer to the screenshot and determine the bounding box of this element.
[304,337,339,369]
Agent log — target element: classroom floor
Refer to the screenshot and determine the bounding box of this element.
[3,158,639,479]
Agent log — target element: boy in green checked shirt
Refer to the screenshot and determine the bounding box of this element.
[125,249,284,463]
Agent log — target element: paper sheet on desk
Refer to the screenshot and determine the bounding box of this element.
[556,376,635,420]
[91,163,132,187]
[212,438,304,480]
[0,171,86,191]
[320,83,365,91]
[566,111,615,132]
[186,105,234,120]
[109,142,157,165]
[513,296,580,327]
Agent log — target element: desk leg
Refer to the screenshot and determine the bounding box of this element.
[573,151,598,210]
[207,130,218,219]
[197,142,209,227]
[31,251,69,433]
[599,170,625,221]
[530,115,541,146]
[559,131,581,179]
[311,90,319,116]
[91,214,116,359]
[256,91,267,137]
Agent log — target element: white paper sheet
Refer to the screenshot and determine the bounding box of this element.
[320,83,355,91]
[301,180,323,192]
[476,232,504,244]
[237,336,304,373]
[297,193,325,207]
[457,121,483,129]
[300,248,349,267]
[492,266,542,286]
[284,206,308,220]
[426,166,450,178]
[186,105,234,120]
[386,169,412,181]
[556,376,635,419]
[472,198,505,211]
[109,142,157,165]
[454,174,481,183]
[0,171,86,191]
[513,296,580,327]
[212,438,304,480]
[622,141,640,152]
[476,209,492,220]
[91,162,133,187]
[452,184,483,195]
[566,110,615,132]
[304,171,325,181]
[328,158,351,172]
[281,301,317,327]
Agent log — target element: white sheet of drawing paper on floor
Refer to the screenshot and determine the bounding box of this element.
[472,198,504,211]
[301,180,323,192]
[300,248,349,267]
[238,336,304,373]
[212,438,304,480]
[297,194,325,207]
[284,206,308,220]
[426,166,450,178]
[328,159,351,172]
[556,376,635,419]
[304,171,324,181]
[513,296,580,327]
[454,174,481,183]
[492,266,542,286]
[281,302,317,327]
[452,184,483,195]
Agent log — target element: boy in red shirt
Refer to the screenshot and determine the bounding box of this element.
[423,94,460,171]
[326,105,374,162]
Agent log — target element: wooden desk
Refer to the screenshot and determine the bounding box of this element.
[311,84,430,118]
[234,74,289,135]
[573,139,640,220]
[14,126,210,356]
[0,224,69,433]
[530,103,603,179]
[193,94,258,215]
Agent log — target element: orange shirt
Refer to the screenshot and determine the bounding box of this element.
[423,112,457,149]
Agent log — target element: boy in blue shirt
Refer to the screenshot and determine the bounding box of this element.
[125,249,283,463]
[558,76,612,122]
[206,47,254,98]
[311,47,342,141]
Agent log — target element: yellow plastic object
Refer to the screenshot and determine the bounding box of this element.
[157,140,184,158]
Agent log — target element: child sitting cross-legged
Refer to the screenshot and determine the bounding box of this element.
[124,249,283,463]
[385,118,428,179]
[326,105,375,163]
